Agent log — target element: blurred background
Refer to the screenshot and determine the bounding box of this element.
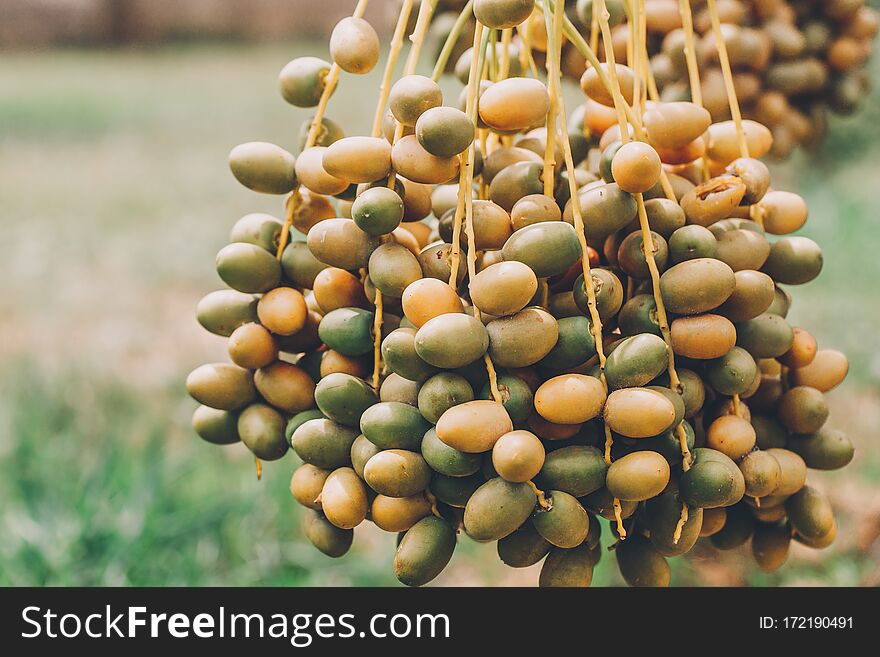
[1,0,878,586]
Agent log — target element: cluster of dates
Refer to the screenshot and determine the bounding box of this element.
[430,0,878,157]
[646,0,879,157]
[187,0,853,586]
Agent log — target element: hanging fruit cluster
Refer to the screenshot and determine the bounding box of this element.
[187,0,855,587]
[431,0,878,157]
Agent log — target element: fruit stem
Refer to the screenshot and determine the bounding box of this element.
[480,128,490,198]
[304,65,341,148]
[255,457,262,481]
[431,0,475,82]
[613,498,627,539]
[635,0,654,104]
[706,0,750,158]
[371,0,415,137]
[677,0,712,181]
[590,0,600,54]
[628,0,638,111]
[364,0,416,389]
[635,192,681,392]
[499,28,513,78]
[278,0,371,262]
[639,0,660,103]
[541,13,559,198]
[678,0,703,107]
[541,0,614,465]
[678,424,692,470]
[372,289,384,390]
[449,24,487,291]
[673,500,688,544]
[593,2,691,474]
[388,0,438,184]
[528,480,553,510]
[275,187,302,260]
[461,50,503,400]
[483,354,503,403]
[595,0,631,143]
[425,490,443,518]
[306,0,371,149]
[450,23,503,404]
[593,3,684,399]
[550,0,677,200]
[375,0,438,388]
[406,0,440,76]
[596,0,681,393]
[516,23,540,78]
[749,202,765,228]
[488,28,499,81]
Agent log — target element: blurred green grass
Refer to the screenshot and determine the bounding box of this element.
[0,41,878,586]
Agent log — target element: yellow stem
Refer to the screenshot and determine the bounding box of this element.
[352,0,370,18]
[304,0,370,147]
[483,354,503,403]
[678,0,702,107]
[638,0,651,106]
[449,24,486,290]
[636,191,690,465]
[517,25,540,78]
[542,6,559,198]
[425,490,443,518]
[363,0,417,390]
[460,40,501,400]
[672,501,688,544]
[553,2,677,201]
[375,0,437,385]
[640,0,659,103]
[590,0,600,54]
[431,0,475,81]
[276,0,371,263]
[306,66,341,148]
[628,0,636,96]
[275,188,302,260]
[706,0,749,158]
[678,424,692,470]
[372,290,383,390]
[677,0,711,181]
[613,498,627,539]
[488,28,498,80]
[371,0,415,137]
[255,457,262,481]
[387,0,437,186]
[596,0,631,141]
[542,0,613,467]
[634,194,680,391]
[500,28,513,78]
[592,4,683,396]
[558,0,627,540]
[528,480,552,510]
[595,2,690,472]
[479,128,489,199]
[452,24,502,403]
[750,202,765,229]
